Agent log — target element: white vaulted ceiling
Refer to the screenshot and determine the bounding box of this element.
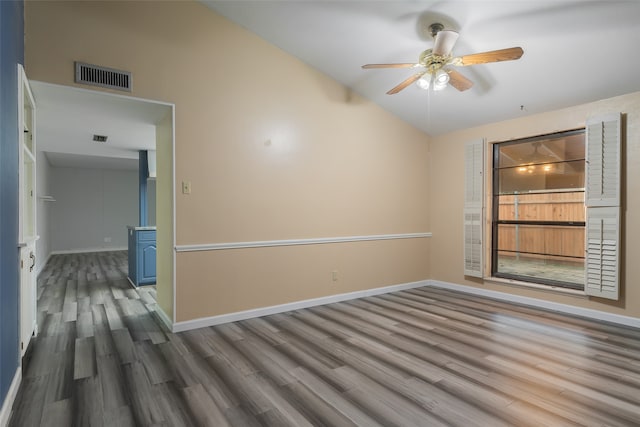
[203,1,640,135]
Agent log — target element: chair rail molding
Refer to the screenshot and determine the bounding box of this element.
[175,232,432,252]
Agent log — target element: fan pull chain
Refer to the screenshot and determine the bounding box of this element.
[426,86,432,130]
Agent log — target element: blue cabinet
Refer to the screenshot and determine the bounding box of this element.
[127,227,156,286]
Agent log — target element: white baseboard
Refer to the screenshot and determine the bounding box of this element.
[51,246,127,255]
[427,280,640,329]
[154,306,174,333]
[166,278,640,333]
[0,368,22,427]
[172,279,429,332]
[127,276,173,332]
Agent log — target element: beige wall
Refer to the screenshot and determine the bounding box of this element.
[156,111,174,319]
[430,91,640,317]
[25,1,431,321]
[177,239,430,321]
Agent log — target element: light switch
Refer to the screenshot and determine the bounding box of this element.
[182,181,191,194]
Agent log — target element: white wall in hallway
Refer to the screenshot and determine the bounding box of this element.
[51,167,138,253]
[36,151,53,274]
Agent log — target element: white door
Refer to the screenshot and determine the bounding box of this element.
[18,64,38,357]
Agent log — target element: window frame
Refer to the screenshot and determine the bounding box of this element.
[490,128,586,290]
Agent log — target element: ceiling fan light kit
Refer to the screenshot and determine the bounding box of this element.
[362,22,524,95]
[416,69,450,91]
[434,69,450,90]
[416,75,430,90]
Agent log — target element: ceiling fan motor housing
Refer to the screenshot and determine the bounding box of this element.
[419,49,450,74]
[428,23,445,38]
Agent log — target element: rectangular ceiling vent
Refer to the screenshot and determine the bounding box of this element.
[75,62,131,92]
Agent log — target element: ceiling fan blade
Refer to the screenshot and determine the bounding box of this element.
[387,72,425,95]
[362,63,418,69]
[447,69,474,92]
[432,30,459,56]
[457,47,524,66]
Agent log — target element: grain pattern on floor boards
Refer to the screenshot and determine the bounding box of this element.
[9,250,640,426]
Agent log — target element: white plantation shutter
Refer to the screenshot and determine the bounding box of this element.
[585,207,619,299]
[586,114,621,207]
[464,207,483,276]
[465,139,484,208]
[585,113,621,300]
[464,139,484,277]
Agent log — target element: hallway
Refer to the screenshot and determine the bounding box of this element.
[10,251,167,426]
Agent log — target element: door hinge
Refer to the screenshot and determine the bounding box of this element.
[21,259,24,268]
[21,342,24,350]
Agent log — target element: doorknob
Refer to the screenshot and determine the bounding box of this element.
[29,252,35,272]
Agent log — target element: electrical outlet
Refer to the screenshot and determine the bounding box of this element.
[332,270,338,282]
[182,181,191,194]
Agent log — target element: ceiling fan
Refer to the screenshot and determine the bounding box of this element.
[362,23,524,94]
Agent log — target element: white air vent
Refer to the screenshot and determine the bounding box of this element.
[75,62,131,92]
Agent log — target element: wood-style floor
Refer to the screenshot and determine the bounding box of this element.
[8,251,640,426]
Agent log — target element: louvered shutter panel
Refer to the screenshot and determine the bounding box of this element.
[586,114,621,207]
[464,207,483,277]
[465,139,484,208]
[463,139,484,277]
[585,113,621,300]
[585,207,619,300]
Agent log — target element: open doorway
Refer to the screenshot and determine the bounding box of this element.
[29,81,175,328]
